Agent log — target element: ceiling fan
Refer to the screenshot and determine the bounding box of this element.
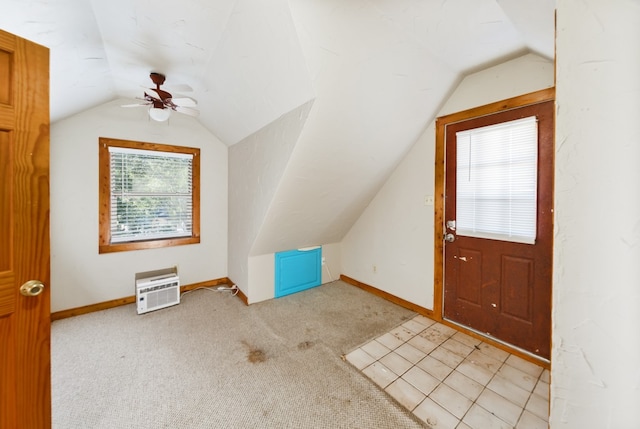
[123,72,199,122]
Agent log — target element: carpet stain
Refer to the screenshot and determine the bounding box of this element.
[297,340,314,350]
[247,348,266,363]
[242,340,267,363]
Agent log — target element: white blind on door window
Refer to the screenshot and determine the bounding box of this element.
[456,116,538,244]
[109,147,193,243]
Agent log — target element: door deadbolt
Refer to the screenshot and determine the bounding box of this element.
[19,280,45,297]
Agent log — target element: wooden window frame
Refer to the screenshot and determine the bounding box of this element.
[98,137,201,254]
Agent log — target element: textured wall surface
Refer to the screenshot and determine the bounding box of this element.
[552,0,640,426]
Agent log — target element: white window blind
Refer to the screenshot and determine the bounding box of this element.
[109,147,193,243]
[455,116,538,244]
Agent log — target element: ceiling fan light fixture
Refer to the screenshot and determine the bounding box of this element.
[149,107,170,122]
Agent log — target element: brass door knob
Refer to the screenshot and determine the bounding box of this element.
[19,280,45,297]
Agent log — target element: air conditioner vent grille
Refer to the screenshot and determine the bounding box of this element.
[136,274,180,314]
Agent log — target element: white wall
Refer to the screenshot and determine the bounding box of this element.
[50,99,228,312]
[320,242,342,285]
[552,0,640,426]
[341,53,554,310]
[246,253,275,304]
[228,101,313,298]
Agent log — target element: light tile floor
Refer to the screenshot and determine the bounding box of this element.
[346,315,549,429]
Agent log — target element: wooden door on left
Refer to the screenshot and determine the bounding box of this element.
[0,29,51,429]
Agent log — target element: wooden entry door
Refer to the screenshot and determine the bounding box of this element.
[441,95,553,360]
[0,30,51,428]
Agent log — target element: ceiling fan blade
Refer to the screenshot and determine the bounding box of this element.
[171,97,197,107]
[121,103,150,108]
[175,106,200,117]
[146,88,166,100]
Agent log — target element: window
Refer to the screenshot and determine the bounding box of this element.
[99,138,200,253]
[455,116,538,244]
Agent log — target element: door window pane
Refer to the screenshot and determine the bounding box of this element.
[456,116,537,244]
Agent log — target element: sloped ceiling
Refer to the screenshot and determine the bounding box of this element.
[1,0,554,144]
[1,0,555,256]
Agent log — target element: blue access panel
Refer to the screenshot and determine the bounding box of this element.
[274,248,322,298]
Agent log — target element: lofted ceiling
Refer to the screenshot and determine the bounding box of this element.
[1,0,554,146]
[2,0,556,262]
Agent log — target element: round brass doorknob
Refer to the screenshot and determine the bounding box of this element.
[19,280,45,297]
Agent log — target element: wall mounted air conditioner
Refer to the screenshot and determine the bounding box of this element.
[136,273,180,314]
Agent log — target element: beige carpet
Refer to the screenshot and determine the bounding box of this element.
[52,280,427,428]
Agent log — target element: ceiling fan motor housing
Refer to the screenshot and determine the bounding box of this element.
[146,94,166,109]
[148,72,173,107]
[150,72,166,86]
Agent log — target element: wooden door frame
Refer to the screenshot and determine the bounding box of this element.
[433,87,555,367]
